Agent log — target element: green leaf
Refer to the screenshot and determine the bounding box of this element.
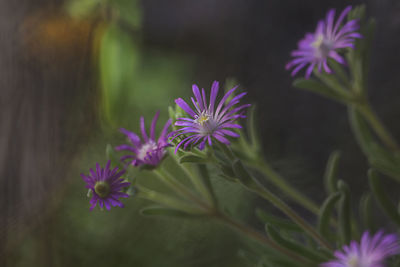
[109,0,143,29]
[179,155,208,164]
[327,59,350,87]
[317,192,341,240]
[359,193,376,232]
[337,180,351,245]
[218,174,236,182]
[256,209,302,232]
[349,107,400,183]
[232,159,254,187]
[65,0,102,18]
[368,170,400,227]
[293,78,349,104]
[348,107,375,155]
[100,23,140,124]
[265,225,329,263]
[323,151,341,194]
[314,69,349,93]
[247,105,261,153]
[219,163,236,181]
[361,18,376,89]
[348,4,366,21]
[198,164,217,205]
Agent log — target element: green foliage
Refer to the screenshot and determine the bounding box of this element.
[293,78,350,103]
[318,192,341,240]
[337,181,351,245]
[323,151,341,194]
[100,23,140,124]
[359,193,376,232]
[265,225,329,263]
[179,155,209,164]
[17,3,400,267]
[349,108,400,183]
[65,0,103,19]
[256,209,302,233]
[368,170,400,227]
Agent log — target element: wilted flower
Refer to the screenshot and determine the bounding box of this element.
[81,161,130,211]
[116,111,171,167]
[170,81,250,152]
[321,231,400,267]
[286,6,362,78]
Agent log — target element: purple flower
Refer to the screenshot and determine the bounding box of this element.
[286,6,362,78]
[170,81,250,152]
[321,231,400,267]
[81,160,130,211]
[116,111,171,167]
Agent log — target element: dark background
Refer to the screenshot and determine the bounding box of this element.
[1,0,400,266]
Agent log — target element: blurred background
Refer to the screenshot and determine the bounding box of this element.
[1,0,400,266]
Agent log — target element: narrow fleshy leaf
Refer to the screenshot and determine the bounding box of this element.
[293,78,349,103]
[265,225,329,263]
[247,105,261,153]
[256,209,302,232]
[368,169,400,227]
[323,151,341,194]
[359,192,376,232]
[327,58,350,88]
[179,155,209,164]
[349,108,400,183]
[232,159,254,187]
[317,192,341,239]
[337,180,351,245]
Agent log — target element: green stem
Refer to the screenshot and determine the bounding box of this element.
[154,168,211,211]
[219,144,320,215]
[247,183,333,250]
[137,186,204,214]
[214,211,316,266]
[356,103,399,151]
[248,160,320,215]
[170,151,215,205]
[149,166,316,264]
[182,164,214,203]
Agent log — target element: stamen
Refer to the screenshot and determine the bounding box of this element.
[194,112,210,126]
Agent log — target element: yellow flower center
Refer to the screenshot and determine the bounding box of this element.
[195,113,210,126]
[312,34,332,59]
[347,255,362,267]
[312,34,324,48]
[94,181,111,198]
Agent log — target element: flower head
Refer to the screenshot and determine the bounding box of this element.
[81,160,130,211]
[116,111,171,167]
[321,231,400,267]
[170,81,250,152]
[286,6,362,78]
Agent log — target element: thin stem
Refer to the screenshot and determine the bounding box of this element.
[137,186,204,214]
[154,168,211,211]
[218,143,332,249]
[169,150,215,205]
[214,211,316,266]
[219,144,320,216]
[248,183,333,250]
[182,164,214,204]
[248,160,320,215]
[356,103,399,151]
